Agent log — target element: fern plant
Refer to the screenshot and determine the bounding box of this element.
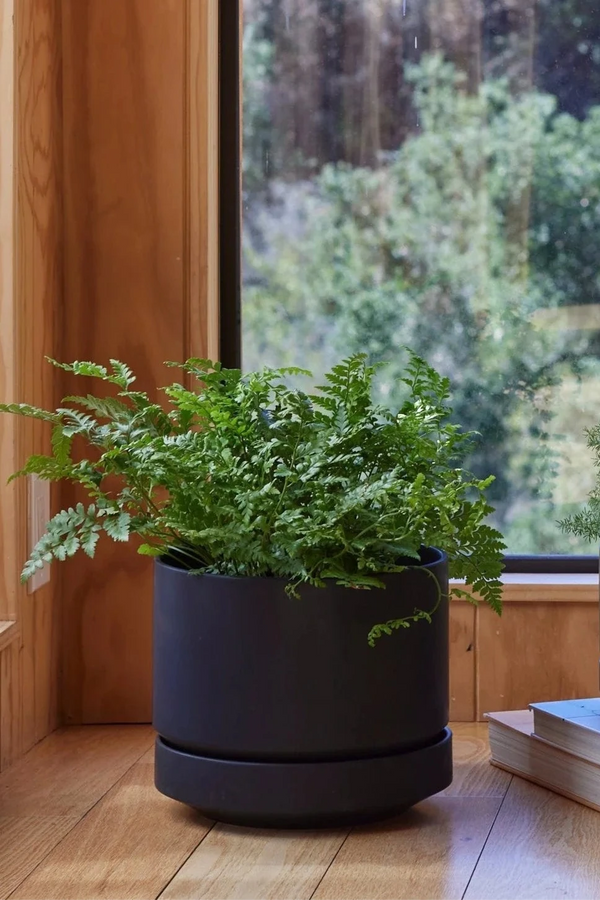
[559,423,600,543]
[0,353,505,643]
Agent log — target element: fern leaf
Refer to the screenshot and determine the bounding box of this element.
[103,512,131,542]
[63,394,132,421]
[137,543,162,557]
[51,426,73,465]
[8,455,66,483]
[109,359,136,388]
[81,529,101,558]
[49,359,110,379]
[56,408,98,438]
[0,403,61,424]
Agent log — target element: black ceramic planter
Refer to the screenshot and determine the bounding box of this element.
[153,548,452,827]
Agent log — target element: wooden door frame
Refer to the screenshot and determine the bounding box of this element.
[0,0,20,648]
[186,0,220,364]
[1,0,62,770]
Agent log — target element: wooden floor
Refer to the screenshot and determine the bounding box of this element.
[1,724,600,899]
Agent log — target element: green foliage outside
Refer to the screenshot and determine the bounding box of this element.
[0,354,504,644]
[242,54,600,553]
[561,423,600,544]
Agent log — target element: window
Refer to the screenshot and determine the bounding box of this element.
[225,0,600,568]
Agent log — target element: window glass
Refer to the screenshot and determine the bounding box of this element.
[241,0,600,554]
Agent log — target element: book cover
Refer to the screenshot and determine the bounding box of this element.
[530,698,600,722]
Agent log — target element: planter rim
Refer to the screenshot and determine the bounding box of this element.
[155,545,447,583]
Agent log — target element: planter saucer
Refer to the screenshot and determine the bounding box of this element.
[155,728,452,829]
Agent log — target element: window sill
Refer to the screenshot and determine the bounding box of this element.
[0,620,18,652]
[500,573,598,585]
[500,573,597,603]
[452,573,598,603]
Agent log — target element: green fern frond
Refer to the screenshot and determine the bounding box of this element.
[63,394,132,420]
[102,512,131,542]
[109,359,136,388]
[49,357,137,389]
[0,403,62,424]
[8,455,67,483]
[51,426,73,465]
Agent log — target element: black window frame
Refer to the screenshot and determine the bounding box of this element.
[218,1,242,371]
[218,3,597,576]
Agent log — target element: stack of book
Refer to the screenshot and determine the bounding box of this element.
[487,699,600,811]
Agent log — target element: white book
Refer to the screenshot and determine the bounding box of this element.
[529,698,600,766]
[486,709,600,813]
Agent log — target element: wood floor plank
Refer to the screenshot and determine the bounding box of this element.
[160,824,349,900]
[0,725,153,816]
[312,798,502,900]
[0,817,79,899]
[442,723,511,797]
[464,776,600,899]
[11,723,600,900]
[11,756,212,900]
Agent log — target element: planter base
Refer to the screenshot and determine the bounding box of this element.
[154,728,452,828]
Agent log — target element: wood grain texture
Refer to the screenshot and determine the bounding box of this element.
[0,816,79,900]
[11,754,211,900]
[12,721,600,900]
[187,0,219,363]
[449,601,475,721]
[0,0,63,772]
[501,580,598,603]
[476,602,600,719]
[59,0,187,724]
[0,725,153,816]
[16,0,63,755]
[464,776,600,899]
[0,0,17,628]
[312,798,502,900]
[442,722,511,797]
[59,0,219,724]
[0,726,152,899]
[0,640,21,771]
[160,825,348,900]
[0,621,17,653]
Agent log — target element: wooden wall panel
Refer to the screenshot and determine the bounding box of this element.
[0,641,21,770]
[0,0,62,770]
[476,601,599,719]
[449,602,476,722]
[59,0,217,723]
[59,0,185,723]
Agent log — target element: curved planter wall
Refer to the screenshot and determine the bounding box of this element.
[153,549,452,827]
